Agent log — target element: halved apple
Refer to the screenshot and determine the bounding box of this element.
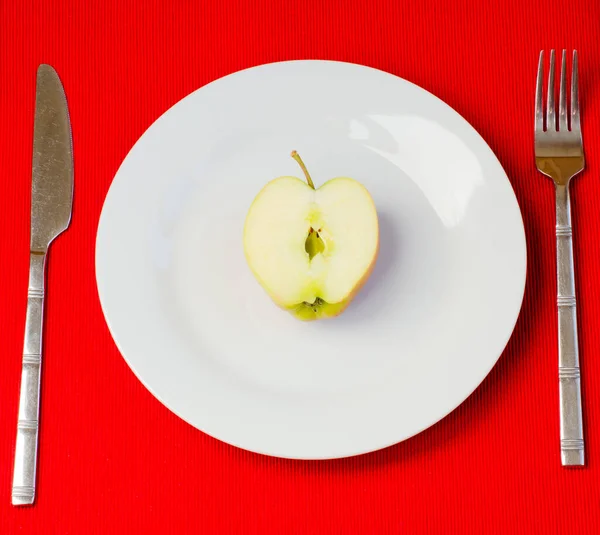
[244,151,379,321]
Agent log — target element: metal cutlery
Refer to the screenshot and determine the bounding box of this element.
[535,49,585,466]
[12,64,74,505]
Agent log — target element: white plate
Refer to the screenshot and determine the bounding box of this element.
[96,60,526,459]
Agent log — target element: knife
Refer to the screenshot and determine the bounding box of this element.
[12,65,73,506]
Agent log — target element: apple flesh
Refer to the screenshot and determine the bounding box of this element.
[244,151,379,321]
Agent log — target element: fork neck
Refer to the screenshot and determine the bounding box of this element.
[555,183,571,228]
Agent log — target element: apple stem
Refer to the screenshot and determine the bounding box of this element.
[291,150,315,189]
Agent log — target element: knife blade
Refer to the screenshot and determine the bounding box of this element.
[12,64,73,506]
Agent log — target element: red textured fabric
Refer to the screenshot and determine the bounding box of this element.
[1,0,600,533]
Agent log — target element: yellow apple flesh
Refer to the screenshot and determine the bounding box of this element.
[244,152,379,321]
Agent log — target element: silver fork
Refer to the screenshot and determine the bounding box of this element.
[535,49,585,466]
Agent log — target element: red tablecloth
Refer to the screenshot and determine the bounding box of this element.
[1,1,600,533]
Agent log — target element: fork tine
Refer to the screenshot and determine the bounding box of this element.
[547,50,556,131]
[536,51,544,132]
[571,50,580,130]
[559,50,568,131]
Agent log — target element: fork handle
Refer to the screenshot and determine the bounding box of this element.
[12,252,46,505]
[555,184,584,466]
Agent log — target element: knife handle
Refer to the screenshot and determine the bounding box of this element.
[12,252,46,505]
